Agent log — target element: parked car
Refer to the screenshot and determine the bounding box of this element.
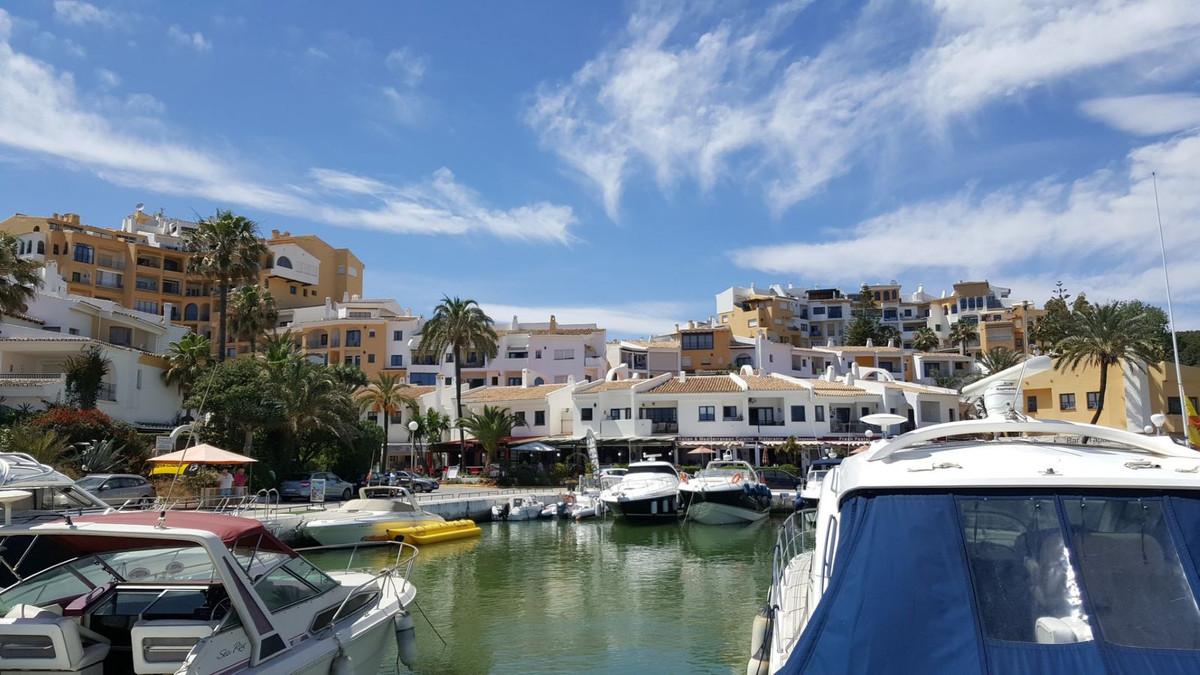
[76,474,156,506]
[756,467,802,490]
[365,471,439,493]
[279,472,355,501]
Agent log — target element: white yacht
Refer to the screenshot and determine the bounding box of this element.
[599,461,682,521]
[750,415,1200,675]
[300,486,445,546]
[0,453,111,520]
[797,458,840,509]
[679,460,771,525]
[491,496,544,521]
[0,509,417,674]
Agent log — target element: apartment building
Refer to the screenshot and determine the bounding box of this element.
[407,315,607,388]
[715,285,808,346]
[676,321,734,373]
[926,281,1042,354]
[0,209,362,350]
[275,297,421,379]
[606,338,681,378]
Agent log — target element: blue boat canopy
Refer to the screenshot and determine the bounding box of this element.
[784,491,1200,675]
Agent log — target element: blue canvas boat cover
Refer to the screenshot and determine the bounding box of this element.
[782,491,1200,675]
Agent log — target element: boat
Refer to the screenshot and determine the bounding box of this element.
[678,460,771,525]
[599,461,683,521]
[490,496,544,521]
[797,458,840,509]
[388,519,482,545]
[299,485,445,546]
[0,452,111,520]
[567,491,605,520]
[750,414,1200,675]
[0,508,418,674]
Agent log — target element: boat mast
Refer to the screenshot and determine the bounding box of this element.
[1152,172,1191,448]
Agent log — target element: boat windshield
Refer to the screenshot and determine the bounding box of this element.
[626,465,677,476]
[697,463,753,480]
[341,498,416,513]
[807,469,829,483]
[0,545,217,615]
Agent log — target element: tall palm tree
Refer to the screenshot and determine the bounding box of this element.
[1056,301,1163,425]
[978,347,1024,374]
[458,405,523,469]
[273,359,354,461]
[417,408,452,471]
[356,373,410,474]
[416,297,499,466]
[912,327,940,352]
[185,211,268,362]
[228,285,277,354]
[163,332,212,399]
[261,329,301,366]
[948,321,979,355]
[0,232,42,316]
[63,344,111,409]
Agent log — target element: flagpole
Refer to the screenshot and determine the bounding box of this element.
[1152,172,1191,448]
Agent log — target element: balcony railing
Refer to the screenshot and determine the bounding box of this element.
[831,420,870,434]
[162,283,181,295]
[96,257,126,270]
[0,373,64,380]
[163,260,183,272]
[96,278,123,290]
[185,287,205,297]
[136,258,161,269]
[651,421,678,434]
[750,419,785,427]
[135,280,158,291]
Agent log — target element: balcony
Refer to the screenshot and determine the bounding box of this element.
[161,282,181,296]
[830,420,870,434]
[136,257,161,269]
[135,279,158,292]
[185,286,206,297]
[651,421,678,434]
[749,419,785,427]
[96,256,126,270]
[163,259,183,272]
[95,277,123,290]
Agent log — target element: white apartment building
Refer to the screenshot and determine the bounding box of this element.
[605,338,681,378]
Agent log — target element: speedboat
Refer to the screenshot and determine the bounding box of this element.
[491,496,543,521]
[0,509,418,674]
[599,461,682,521]
[299,485,444,546]
[567,490,605,520]
[797,458,840,509]
[0,452,111,520]
[678,460,770,525]
[749,415,1200,675]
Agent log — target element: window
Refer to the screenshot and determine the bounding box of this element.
[609,408,628,420]
[368,330,376,338]
[491,377,499,386]
[444,377,452,386]
[723,405,740,420]
[108,326,132,346]
[507,350,528,359]
[1059,393,1076,411]
[581,408,593,421]
[409,373,436,385]
[393,330,403,341]
[445,353,454,363]
[134,299,158,314]
[367,354,375,364]
[948,408,956,422]
[96,270,123,289]
[275,256,292,269]
[553,349,575,360]
[1026,396,1038,413]
[514,411,527,426]
[507,377,521,386]
[184,303,198,321]
[346,330,361,347]
[747,319,758,328]
[1086,391,1100,410]
[161,279,180,295]
[698,406,715,422]
[791,405,806,422]
[1168,397,1200,415]
[827,306,843,319]
[534,411,546,426]
[813,306,826,315]
[255,558,337,613]
[290,287,297,295]
[367,412,378,423]
[554,375,569,384]
[36,241,44,254]
[73,244,93,263]
[814,405,825,422]
[390,355,403,367]
[681,332,714,350]
[533,377,545,386]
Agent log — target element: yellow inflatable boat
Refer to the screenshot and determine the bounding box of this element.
[388,519,482,545]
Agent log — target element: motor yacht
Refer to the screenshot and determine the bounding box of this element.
[599,461,683,521]
[0,453,111,521]
[678,460,771,525]
[796,458,840,509]
[750,416,1200,675]
[299,486,445,546]
[491,496,543,521]
[0,509,417,674]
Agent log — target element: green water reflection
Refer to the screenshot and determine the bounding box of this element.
[305,517,779,674]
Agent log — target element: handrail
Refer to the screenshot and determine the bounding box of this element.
[863,417,1195,462]
[768,508,817,655]
[319,541,419,628]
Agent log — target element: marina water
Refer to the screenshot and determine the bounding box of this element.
[307,517,779,674]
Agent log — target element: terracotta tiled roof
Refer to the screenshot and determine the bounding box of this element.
[648,375,741,394]
[806,380,868,396]
[496,327,600,336]
[584,380,643,392]
[462,384,566,402]
[2,312,45,325]
[396,386,434,399]
[817,346,906,354]
[619,338,680,349]
[0,376,62,387]
[884,381,960,395]
[740,374,806,391]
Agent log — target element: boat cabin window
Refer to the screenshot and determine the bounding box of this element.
[0,487,103,521]
[807,469,828,483]
[1063,498,1200,649]
[254,557,338,613]
[0,556,120,615]
[626,465,677,475]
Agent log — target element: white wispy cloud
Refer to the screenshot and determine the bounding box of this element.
[481,301,690,337]
[528,0,1200,219]
[52,1,113,27]
[95,67,120,89]
[167,25,211,52]
[384,47,426,86]
[0,15,575,245]
[1081,94,1200,136]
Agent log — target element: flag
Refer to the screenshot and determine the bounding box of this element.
[1187,396,1200,449]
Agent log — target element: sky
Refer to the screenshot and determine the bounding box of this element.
[0,0,1199,337]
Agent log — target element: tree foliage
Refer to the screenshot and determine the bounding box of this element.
[228,285,277,354]
[163,332,211,399]
[63,345,111,409]
[0,232,42,317]
[458,405,522,467]
[912,327,940,352]
[978,347,1024,374]
[185,211,268,361]
[948,321,979,355]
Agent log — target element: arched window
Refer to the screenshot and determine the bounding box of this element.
[276,256,293,269]
[36,241,44,254]
[533,377,545,386]
[184,303,198,321]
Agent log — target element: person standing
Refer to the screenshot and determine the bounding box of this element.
[218,467,233,497]
[233,467,247,495]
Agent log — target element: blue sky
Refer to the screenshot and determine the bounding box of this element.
[1,1,1199,336]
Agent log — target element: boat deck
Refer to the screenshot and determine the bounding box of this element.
[774,551,813,662]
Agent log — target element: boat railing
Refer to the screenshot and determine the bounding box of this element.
[306,541,420,629]
[769,508,818,654]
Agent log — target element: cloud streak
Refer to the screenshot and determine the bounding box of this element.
[481,301,691,337]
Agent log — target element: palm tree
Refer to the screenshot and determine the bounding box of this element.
[63,344,111,409]
[417,408,451,471]
[185,211,268,362]
[3,425,69,465]
[261,329,301,366]
[948,321,979,355]
[228,285,277,354]
[0,232,42,316]
[356,373,410,474]
[273,359,354,461]
[458,405,523,469]
[1056,301,1163,425]
[163,333,212,399]
[912,327,940,352]
[416,297,499,466]
[978,347,1024,374]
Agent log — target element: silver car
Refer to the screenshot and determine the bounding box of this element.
[279,472,355,502]
[76,474,156,506]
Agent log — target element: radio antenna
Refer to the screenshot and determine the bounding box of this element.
[1152,172,1191,448]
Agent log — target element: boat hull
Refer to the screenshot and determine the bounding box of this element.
[602,493,681,521]
[680,488,770,525]
[304,516,445,546]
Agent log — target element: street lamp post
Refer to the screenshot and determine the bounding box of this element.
[407,420,420,490]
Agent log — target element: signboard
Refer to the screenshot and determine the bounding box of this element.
[445,466,459,480]
[309,478,326,503]
[585,428,599,473]
[154,436,174,453]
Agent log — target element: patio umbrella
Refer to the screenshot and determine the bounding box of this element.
[687,447,717,455]
[147,443,256,476]
[511,441,559,453]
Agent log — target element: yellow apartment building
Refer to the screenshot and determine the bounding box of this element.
[677,322,734,373]
[273,298,421,380]
[717,290,807,347]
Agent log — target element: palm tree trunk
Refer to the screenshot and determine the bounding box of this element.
[217,280,229,362]
[454,348,465,469]
[380,410,389,476]
[1090,361,1109,425]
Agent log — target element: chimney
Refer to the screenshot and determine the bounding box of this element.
[851,362,861,377]
[826,338,834,347]
[674,323,680,333]
[688,320,696,329]
[823,364,836,381]
[342,291,350,302]
[549,314,557,330]
[887,338,895,348]
[271,229,280,238]
[866,338,874,348]
[521,368,530,388]
[567,375,575,386]
[678,370,687,383]
[845,370,856,386]
[161,303,173,325]
[511,315,519,330]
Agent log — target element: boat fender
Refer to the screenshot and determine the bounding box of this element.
[330,635,353,675]
[747,604,773,675]
[732,472,743,484]
[395,611,417,669]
